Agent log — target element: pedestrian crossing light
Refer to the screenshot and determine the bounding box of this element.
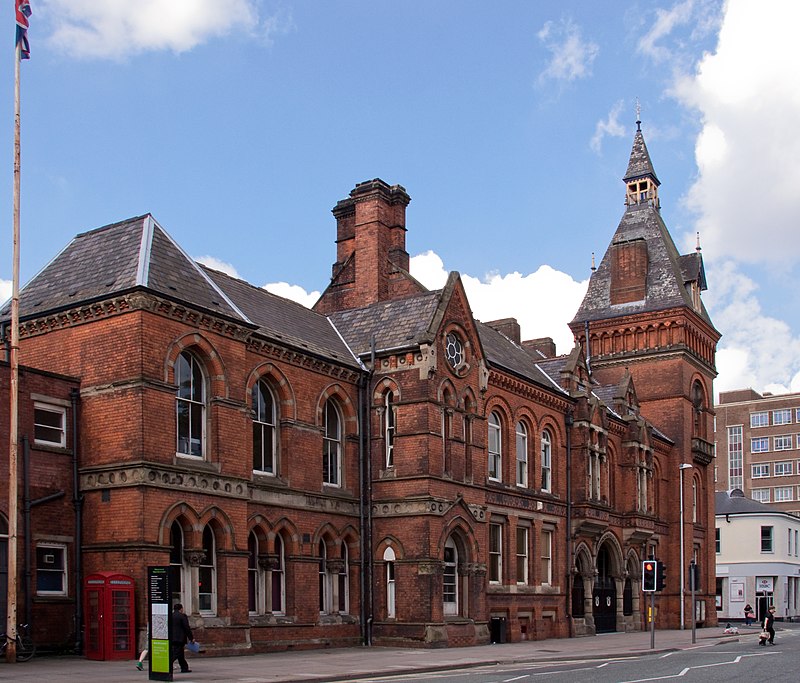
[642,560,658,592]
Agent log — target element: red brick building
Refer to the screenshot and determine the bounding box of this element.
[1,122,719,653]
[0,361,81,649]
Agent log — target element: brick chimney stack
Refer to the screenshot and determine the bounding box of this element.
[315,179,416,314]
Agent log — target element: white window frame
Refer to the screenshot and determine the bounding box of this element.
[751,437,770,453]
[773,409,792,426]
[443,538,459,615]
[750,411,769,428]
[489,523,503,584]
[198,526,217,616]
[33,401,67,448]
[728,426,743,491]
[761,525,774,553]
[775,486,793,503]
[516,526,529,584]
[541,430,552,493]
[774,435,793,451]
[752,488,770,503]
[540,529,552,586]
[752,463,770,478]
[176,351,206,458]
[248,531,263,615]
[384,391,396,468]
[384,547,396,619]
[515,421,528,487]
[775,461,793,476]
[252,378,277,474]
[488,412,502,482]
[323,400,342,487]
[271,535,286,615]
[36,543,67,596]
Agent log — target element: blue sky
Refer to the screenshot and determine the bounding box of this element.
[3,0,800,397]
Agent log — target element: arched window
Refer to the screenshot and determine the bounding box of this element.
[488,411,502,481]
[384,547,396,619]
[169,521,187,610]
[443,537,459,615]
[338,544,349,614]
[248,532,261,614]
[541,429,552,492]
[692,479,698,523]
[515,421,528,487]
[692,380,706,439]
[272,535,285,615]
[318,540,330,613]
[252,379,277,474]
[176,351,205,457]
[323,400,342,486]
[198,526,216,615]
[384,391,396,468]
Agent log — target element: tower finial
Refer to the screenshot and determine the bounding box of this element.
[696,231,702,252]
[591,252,596,272]
[635,97,641,131]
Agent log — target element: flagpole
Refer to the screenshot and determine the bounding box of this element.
[6,37,22,664]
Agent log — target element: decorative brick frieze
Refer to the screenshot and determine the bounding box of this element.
[81,465,250,499]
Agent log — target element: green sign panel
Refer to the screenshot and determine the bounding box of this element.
[148,566,173,681]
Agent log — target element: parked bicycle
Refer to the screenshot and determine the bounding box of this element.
[0,623,36,662]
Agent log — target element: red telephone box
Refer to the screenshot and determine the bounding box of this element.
[84,572,136,660]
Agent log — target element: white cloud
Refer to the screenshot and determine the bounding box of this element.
[537,19,599,84]
[263,282,320,309]
[673,0,800,267]
[590,100,627,153]
[703,261,800,397]
[195,255,241,278]
[0,279,11,305]
[637,0,696,63]
[39,0,288,59]
[412,251,588,355]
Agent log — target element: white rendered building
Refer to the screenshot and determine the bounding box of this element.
[715,489,800,623]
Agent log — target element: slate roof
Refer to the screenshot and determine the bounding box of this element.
[716,490,782,516]
[573,126,712,327]
[624,127,660,185]
[571,203,713,326]
[0,214,360,369]
[201,267,361,368]
[476,322,566,394]
[0,215,246,323]
[328,290,442,357]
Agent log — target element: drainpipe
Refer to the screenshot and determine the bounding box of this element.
[358,367,367,645]
[366,337,376,646]
[22,435,31,625]
[70,388,83,654]
[565,408,574,638]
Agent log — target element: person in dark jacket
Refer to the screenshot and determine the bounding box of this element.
[170,603,195,672]
[760,606,776,645]
[744,603,754,626]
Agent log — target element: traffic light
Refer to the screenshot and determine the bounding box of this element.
[657,561,667,591]
[642,560,657,592]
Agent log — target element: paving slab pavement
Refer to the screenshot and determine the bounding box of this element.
[0,625,773,683]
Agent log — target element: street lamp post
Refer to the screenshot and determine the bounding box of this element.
[679,463,693,630]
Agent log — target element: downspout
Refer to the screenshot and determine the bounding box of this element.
[70,388,83,654]
[565,408,574,638]
[366,337,376,646]
[1,321,8,361]
[358,367,367,645]
[22,435,31,625]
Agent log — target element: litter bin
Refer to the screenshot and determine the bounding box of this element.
[489,616,507,643]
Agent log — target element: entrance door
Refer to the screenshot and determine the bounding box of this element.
[593,545,617,633]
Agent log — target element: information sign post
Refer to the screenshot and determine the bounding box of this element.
[148,566,173,681]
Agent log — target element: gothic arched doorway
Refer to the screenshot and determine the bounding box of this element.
[592,544,617,633]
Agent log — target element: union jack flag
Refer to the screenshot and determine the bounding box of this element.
[16,0,31,59]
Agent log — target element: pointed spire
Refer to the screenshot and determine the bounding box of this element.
[623,119,660,186]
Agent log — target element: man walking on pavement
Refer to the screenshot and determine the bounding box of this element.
[170,603,195,672]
